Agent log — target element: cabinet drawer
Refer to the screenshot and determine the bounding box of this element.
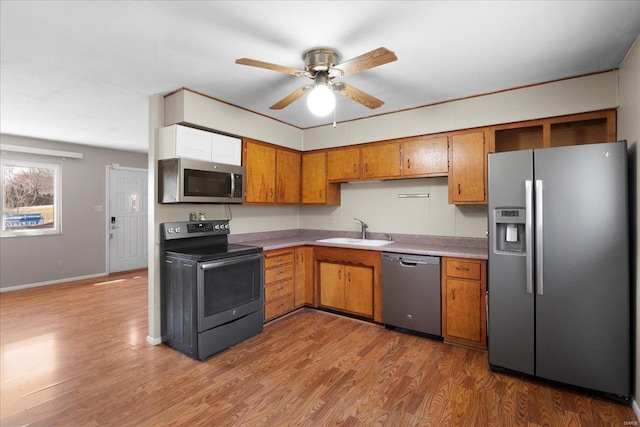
[264,252,294,269]
[265,263,294,284]
[265,278,294,302]
[265,294,295,320]
[446,259,481,280]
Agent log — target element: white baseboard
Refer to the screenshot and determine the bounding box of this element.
[632,396,640,423]
[0,272,108,292]
[147,336,162,345]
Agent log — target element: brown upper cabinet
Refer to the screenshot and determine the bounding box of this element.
[243,138,300,204]
[361,141,401,179]
[276,149,301,204]
[448,131,486,204]
[242,109,615,206]
[327,137,448,183]
[401,135,449,177]
[327,147,361,182]
[301,151,340,205]
[244,139,276,203]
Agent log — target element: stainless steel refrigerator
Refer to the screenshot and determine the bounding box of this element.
[487,141,630,402]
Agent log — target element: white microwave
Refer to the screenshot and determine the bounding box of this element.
[158,158,245,204]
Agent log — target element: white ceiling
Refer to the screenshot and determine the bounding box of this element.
[1,1,639,154]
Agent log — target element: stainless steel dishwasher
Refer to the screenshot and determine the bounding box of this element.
[382,252,441,337]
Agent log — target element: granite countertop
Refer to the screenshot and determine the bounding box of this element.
[229,229,488,260]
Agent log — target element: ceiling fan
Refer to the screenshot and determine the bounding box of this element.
[235,47,397,116]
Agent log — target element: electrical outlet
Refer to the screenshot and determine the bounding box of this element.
[328,215,336,224]
[57,260,64,268]
[95,205,103,212]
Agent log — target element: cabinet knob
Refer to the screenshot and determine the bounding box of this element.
[452,288,456,300]
[407,158,411,169]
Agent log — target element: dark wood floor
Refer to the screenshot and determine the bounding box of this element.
[1,270,636,426]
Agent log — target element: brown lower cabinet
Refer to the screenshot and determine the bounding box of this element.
[319,262,373,318]
[263,249,295,321]
[441,257,487,350]
[294,246,314,307]
[264,246,313,321]
[314,247,382,322]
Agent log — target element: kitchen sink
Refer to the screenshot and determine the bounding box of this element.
[315,237,393,247]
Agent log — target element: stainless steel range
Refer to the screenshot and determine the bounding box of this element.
[160,220,264,361]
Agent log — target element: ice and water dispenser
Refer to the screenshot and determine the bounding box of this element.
[493,208,526,254]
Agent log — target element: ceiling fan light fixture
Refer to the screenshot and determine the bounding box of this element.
[307,84,335,117]
[236,47,396,114]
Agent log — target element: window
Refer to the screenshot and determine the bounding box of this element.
[2,159,61,236]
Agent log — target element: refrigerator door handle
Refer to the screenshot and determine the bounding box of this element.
[525,180,533,294]
[535,179,544,296]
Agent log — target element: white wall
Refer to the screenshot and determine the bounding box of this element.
[0,134,147,289]
[617,34,640,406]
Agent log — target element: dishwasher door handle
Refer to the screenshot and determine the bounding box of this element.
[400,261,419,267]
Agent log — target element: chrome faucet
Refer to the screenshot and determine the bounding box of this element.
[354,218,368,239]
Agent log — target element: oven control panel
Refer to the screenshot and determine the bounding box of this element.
[162,220,230,240]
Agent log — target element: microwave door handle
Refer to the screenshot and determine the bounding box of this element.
[229,172,234,198]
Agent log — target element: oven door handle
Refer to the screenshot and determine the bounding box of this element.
[200,252,264,270]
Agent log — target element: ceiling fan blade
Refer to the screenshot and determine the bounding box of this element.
[235,58,309,77]
[335,47,397,77]
[337,83,384,109]
[270,86,309,110]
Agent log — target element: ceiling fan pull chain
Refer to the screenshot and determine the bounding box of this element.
[333,103,336,128]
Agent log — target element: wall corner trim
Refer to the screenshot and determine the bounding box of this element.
[631,397,640,422]
[146,336,162,345]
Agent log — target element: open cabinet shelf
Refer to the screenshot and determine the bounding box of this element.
[495,125,543,152]
[493,109,616,154]
[550,118,609,147]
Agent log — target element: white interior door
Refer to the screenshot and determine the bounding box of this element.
[108,167,148,273]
